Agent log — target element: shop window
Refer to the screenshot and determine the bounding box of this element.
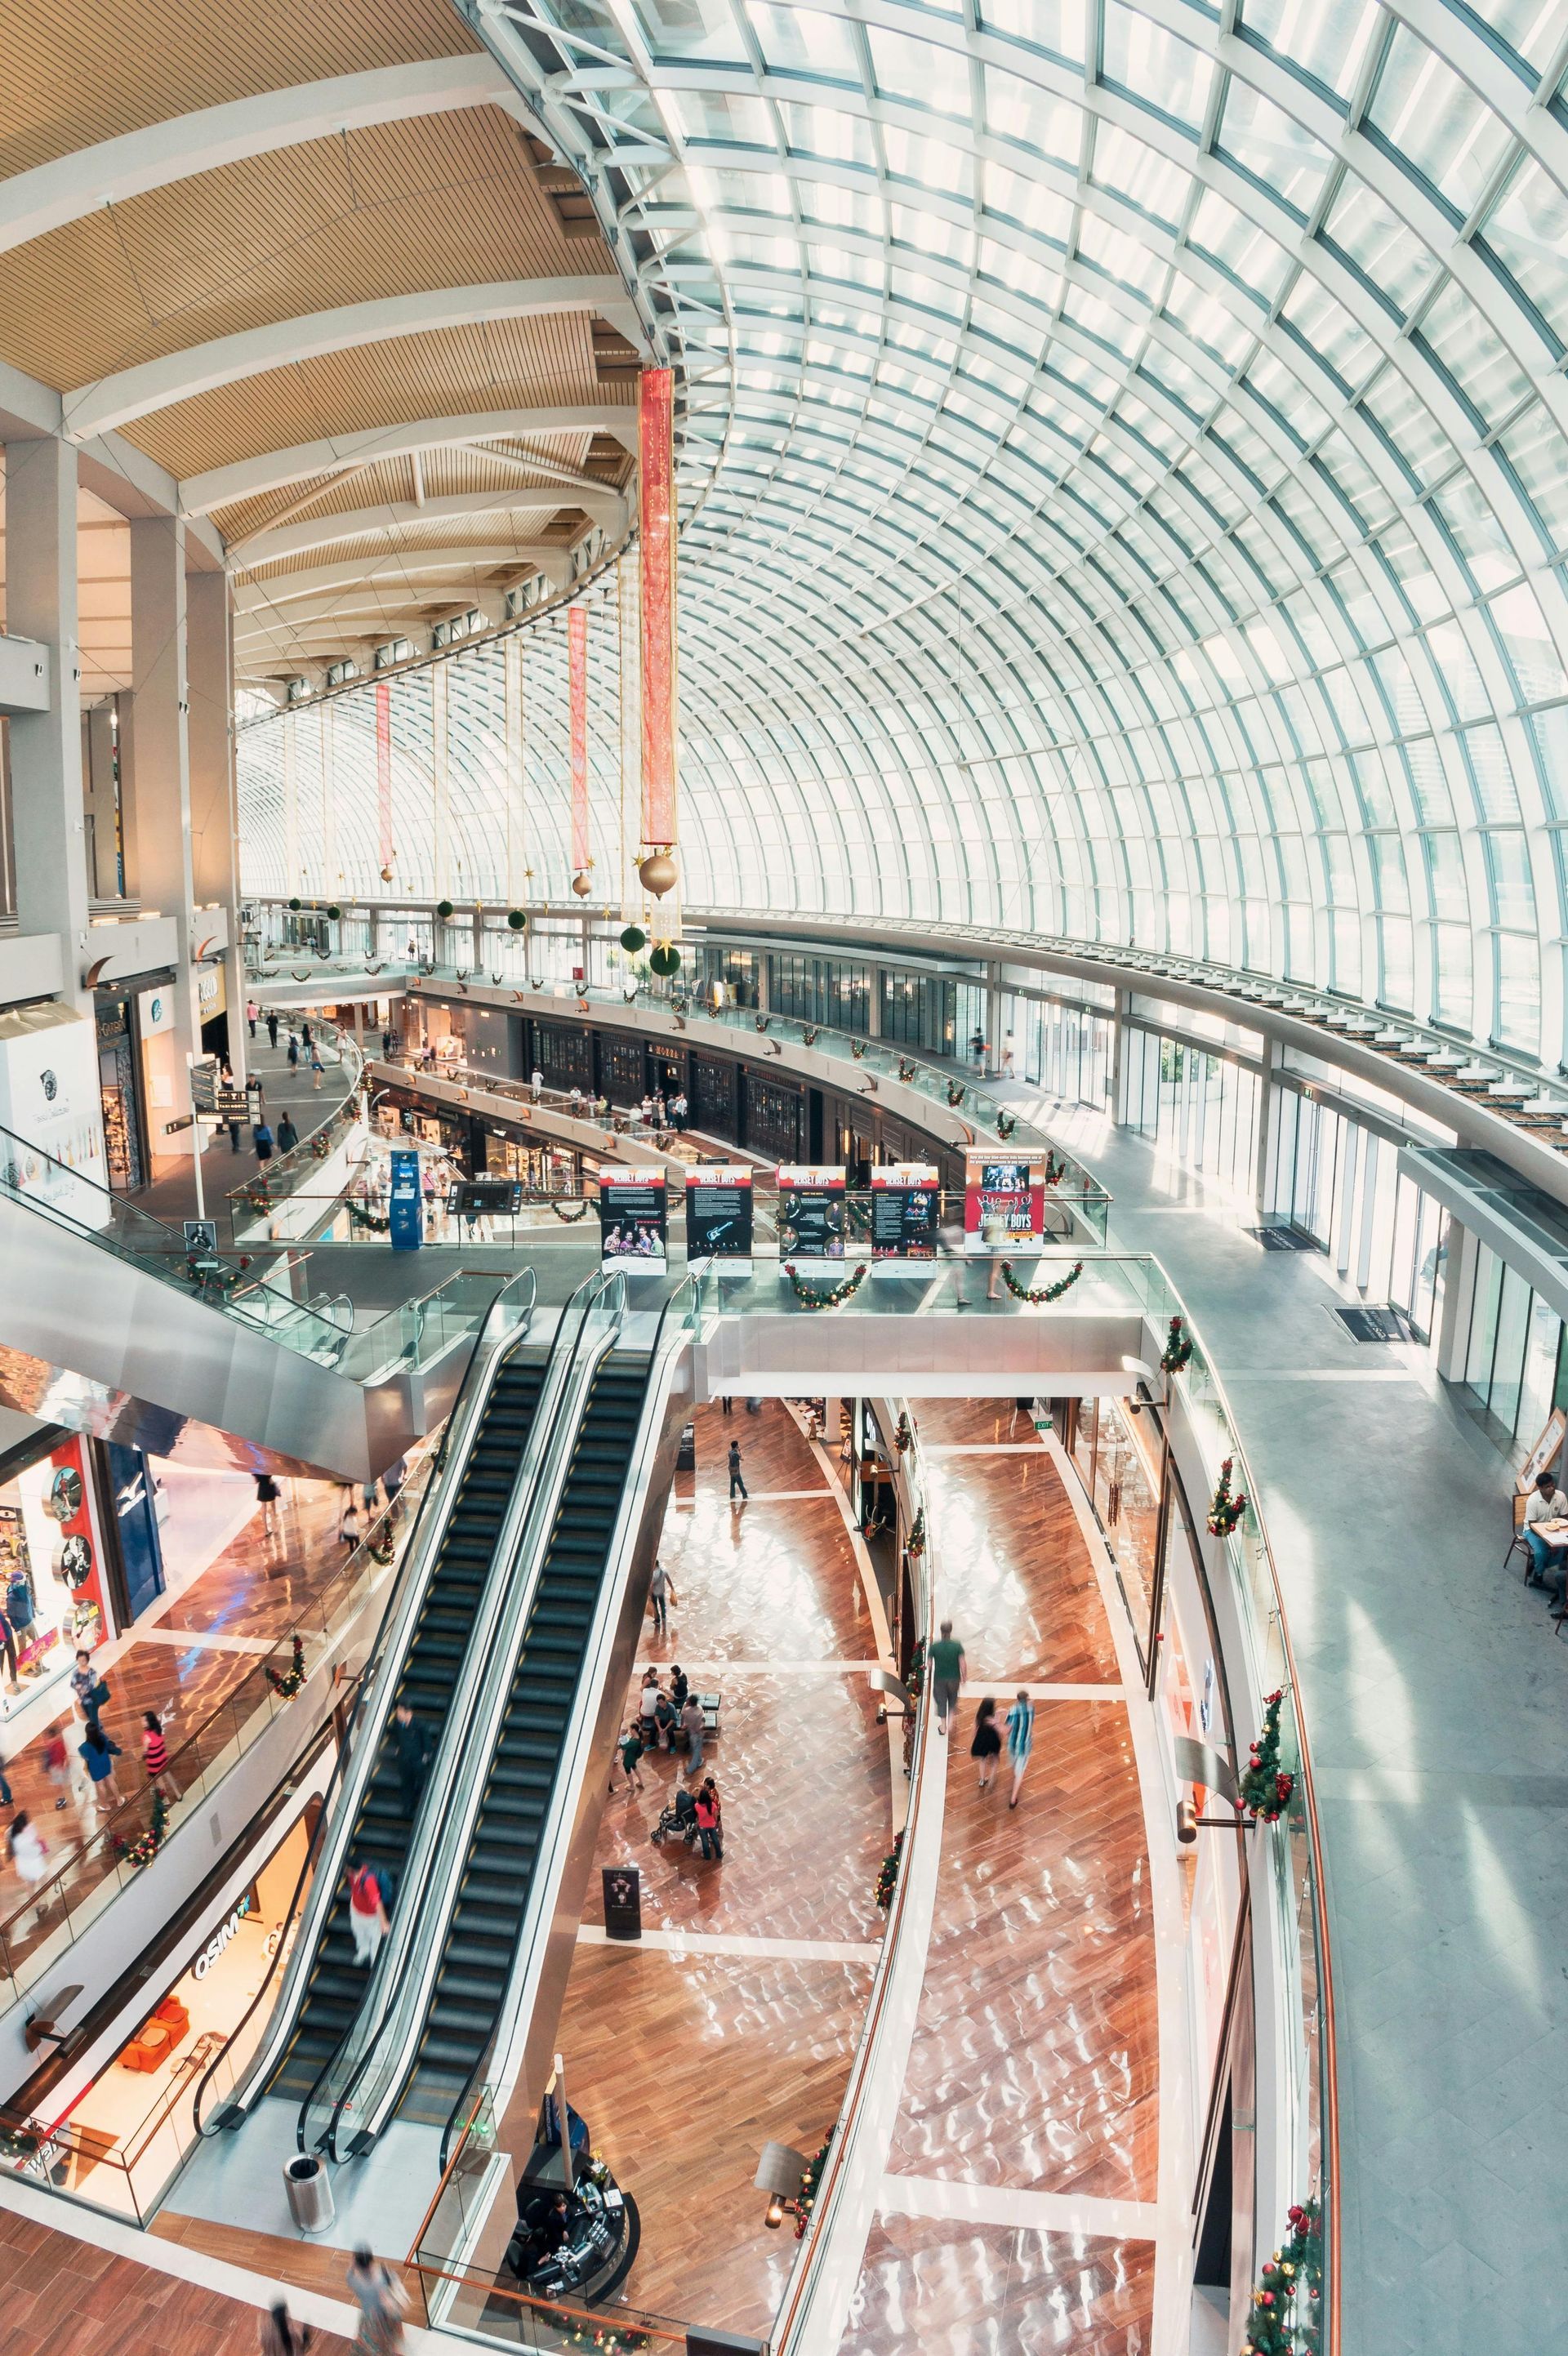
[0,1435,114,1717]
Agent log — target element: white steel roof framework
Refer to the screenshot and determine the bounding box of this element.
[447,0,1568,1067]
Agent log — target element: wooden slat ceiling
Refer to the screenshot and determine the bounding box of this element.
[0,6,639,684]
[0,0,478,175]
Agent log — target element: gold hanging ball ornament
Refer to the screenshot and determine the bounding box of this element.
[638,848,679,898]
[572,871,594,899]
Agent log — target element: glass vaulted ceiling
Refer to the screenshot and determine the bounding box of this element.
[468,0,1568,1062]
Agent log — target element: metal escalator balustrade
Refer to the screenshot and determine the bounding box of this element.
[270,1341,550,2105]
[396,1350,655,2134]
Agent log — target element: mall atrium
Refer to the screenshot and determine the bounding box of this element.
[0,0,1562,2349]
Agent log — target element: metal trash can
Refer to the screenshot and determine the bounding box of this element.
[283,2153,335,2234]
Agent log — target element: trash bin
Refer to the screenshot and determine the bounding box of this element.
[283,2153,335,2234]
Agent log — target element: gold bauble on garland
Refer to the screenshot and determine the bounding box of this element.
[639,848,678,897]
[572,871,593,898]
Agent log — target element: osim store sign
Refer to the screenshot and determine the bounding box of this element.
[191,1893,252,1980]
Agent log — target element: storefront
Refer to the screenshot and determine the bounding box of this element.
[0,1431,115,1720]
[94,987,149,1190]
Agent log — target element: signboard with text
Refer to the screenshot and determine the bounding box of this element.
[685,1165,754,1269]
[776,1165,846,1262]
[871,1162,941,1267]
[963,1151,1048,1254]
[389,1147,423,1250]
[599,1166,668,1269]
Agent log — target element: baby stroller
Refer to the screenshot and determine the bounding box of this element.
[651,1787,698,1847]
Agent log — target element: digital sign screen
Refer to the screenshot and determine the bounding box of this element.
[776,1165,846,1260]
[686,1166,753,1264]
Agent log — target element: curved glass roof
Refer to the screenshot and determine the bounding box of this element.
[449,0,1568,1067]
[238,0,1568,1069]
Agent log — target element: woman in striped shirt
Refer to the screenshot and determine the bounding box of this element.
[142,1710,180,1802]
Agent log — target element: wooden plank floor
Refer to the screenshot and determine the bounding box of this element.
[840,1417,1159,2354]
[914,1399,1045,1448]
[0,2207,354,2356]
[547,1400,889,2338]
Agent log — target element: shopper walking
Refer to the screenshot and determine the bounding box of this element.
[69,1646,102,1728]
[929,1620,967,1736]
[41,1730,69,1811]
[338,1492,361,1553]
[246,999,259,1040]
[8,1813,51,1927]
[256,1469,283,1539]
[719,1396,733,1416]
[531,1067,543,1101]
[287,1033,300,1071]
[142,1708,180,1801]
[345,2247,407,2354]
[680,1695,705,1779]
[277,1111,299,1154]
[970,1695,1002,1792]
[253,1117,274,1165]
[266,1011,279,1050]
[389,1702,434,1820]
[1005,1690,1035,1808]
[648,1560,671,1634]
[728,1438,747,1502]
[311,1044,325,1090]
[348,1861,391,1969]
[693,1779,724,1861]
[617,1722,646,1794]
[260,2299,313,2354]
[79,1722,123,1808]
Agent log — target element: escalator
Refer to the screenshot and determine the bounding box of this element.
[268,1339,550,2105]
[392,1348,655,2134]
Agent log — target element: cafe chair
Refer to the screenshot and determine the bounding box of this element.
[1506,1491,1535,1582]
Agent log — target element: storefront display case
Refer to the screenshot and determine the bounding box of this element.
[0,1432,115,1719]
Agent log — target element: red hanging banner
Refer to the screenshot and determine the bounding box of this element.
[639,367,677,852]
[569,603,590,876]
[375,680,394,874]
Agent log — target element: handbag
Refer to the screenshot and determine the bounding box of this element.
[91,1677,111,1709]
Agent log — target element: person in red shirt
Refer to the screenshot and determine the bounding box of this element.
[693,1779,724,1862]
[349,1859,390,1967]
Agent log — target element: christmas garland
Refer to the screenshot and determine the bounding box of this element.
[1237,1687,1295,1822]
[793,2127,834,2239]
[846,1197,873,1235]
[898,1058,916,1083]
[309,1129,332,1160]
[1207,1455,1248,1537]
[946,1080,965,1107]
[265,1633,307,1699]
[892,1410,912,1455]
[874,1830,904,1912]
[995,1111,1016,1139]
[240,1181,271,1214]
[1160,1313,1194,1376]
[850,1039,867,1060]
[1000,1258,1085,1304]
[551,1199,591,1223]
[1044,1148,1066,1188]
[1241,2198,1321,2355]
[904,1638,926,1705]
[782,1260,868,1310]
[802,1027,819,1046]
[186,1254,252,1294]
[906,1506,926,1559]
[115,1788,170,1872]
[348,1200,390,1233]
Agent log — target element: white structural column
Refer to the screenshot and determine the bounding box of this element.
[82,703,118,899]
[187,565,246,1087]
[122,515,200,1089]
[6,435,92,1010]
[430,662,451,906]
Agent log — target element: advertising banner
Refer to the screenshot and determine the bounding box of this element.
[871,1161,941,1268]
[105,1441,164,1624]
[685,1165,753,1268]
[963,1150,1048,1254]
[0,1005,109,1218]
[389,1147,423,1250]
[569,603,590,876]
[776,1165,846,1262]
[639,367,678,851]
[599,1165,667,1269]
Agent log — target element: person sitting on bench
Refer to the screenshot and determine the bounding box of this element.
[1525,1469,1568,1597]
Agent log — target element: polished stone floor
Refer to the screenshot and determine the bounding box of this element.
[840,1401,1159,2355]
[1004,1081,1566,2356]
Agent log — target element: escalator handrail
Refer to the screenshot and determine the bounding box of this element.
[308,1268,625,2158]
[434,1273,698,2166]
[189,1270,532,2139]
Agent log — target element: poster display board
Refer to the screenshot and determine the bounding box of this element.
[685,1165,753,1269]
[871,1162,941,1270]
[599,1166,668,1269]
[0,1006,108,1218]
[389,1147,423,1250]
[963,1151,1049,1254]
[776,1165,846,1263]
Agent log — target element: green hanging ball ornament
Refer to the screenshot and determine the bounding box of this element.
[287,896,301,911]
[326,903,341,921]
[648,943,681,978]
[435,898,454,920]
[620,925,647,954]
[506,909,528,931]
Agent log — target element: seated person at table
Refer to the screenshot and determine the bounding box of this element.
[653,1691,677,1748]
[1524,1469,1568,1591]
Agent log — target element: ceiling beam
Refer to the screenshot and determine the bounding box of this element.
[62,278,645,441]
[179,405,639,515]
[234,547,564,616]
[0,60,526,257]
[229,484,622,569]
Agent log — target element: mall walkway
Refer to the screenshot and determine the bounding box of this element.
[1004,1084,1566,2356]
[840,1400,1166,2354]
[544,1399,893,2339]
[134,1019,354,1231]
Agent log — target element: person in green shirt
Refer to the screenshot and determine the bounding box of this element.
[929,1620,967,1735]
